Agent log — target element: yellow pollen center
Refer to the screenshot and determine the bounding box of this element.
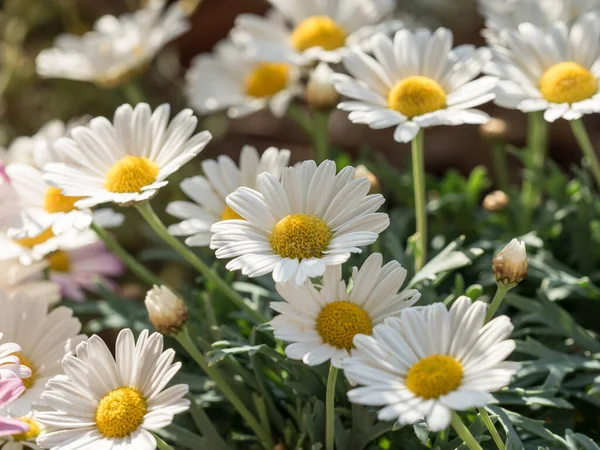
[104,156,159,194]
[43,187,83,213]
[95,387,147,438]
[13,417,40,441]
[13,353,36,390]
[315,301,373,351]
[539,61,598,104]
[48,250,70,272]
[388,76,447,119]
[15,228,55,249]
[221,205,244,221]
[269,213,331,260]
[244,63,290,98]
[405,354,463,399]
[291,15,347,51]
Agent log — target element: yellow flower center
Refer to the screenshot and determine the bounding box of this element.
[244,63,290,98]
[539,61,598,104]
[388,76,447,119]
[13,353,36,390]
[315,301,373,351]
[291,15,347,52]
[15,228,55,249]
[43,187,83,213]
[48,250,70,272]
[221,205,244,221]
[95,387,147,438]
[13,417,41,441]
[405,354,463,399]
[269,213,332,260]
[104,156,159,194]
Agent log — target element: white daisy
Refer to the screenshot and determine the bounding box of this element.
[36,329,190,450]
[332,28,498,143]
[232,0,400,64]
[345,296,518,432]
[1,411,45,450]
[167,145,290,247]
[0,333,31,383]
[0,259,60,306]
[485,13,600,122]
[0,290,85,416]
[35,0,189,87]
[271,253,420,368]
[0,228,74,265]
[43,102,212,208]
[186,38,302,118]
[210,160,390,284]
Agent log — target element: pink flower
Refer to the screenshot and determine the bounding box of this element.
[0,378,30,436]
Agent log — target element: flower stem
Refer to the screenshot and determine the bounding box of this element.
[121,82,145,105]
[90,221,159,286]
[485,283,510,323]
[451,412,484,450]
[288,104,314,135]
[154,434,176,450]
[313,110,331,163]
[570,119,600,190]
[135,202,266,323]
[521,111,548,229]
[478,408,505,450]
[176,328,274,449]
[411,129,428,271]
[325,365,339,450]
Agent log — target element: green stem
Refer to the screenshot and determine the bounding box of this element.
[288,104,314,135]
[491,139,510,192]
[570,119,600,190]
[313,110,331,163]
[325,366,339,450]
[154,434,176,450]
[411,130,428,271]
[521,111,548,229]
[90,221,159,286]
[121,82,145,105]
[451,412,484,450]
[136,202,265,323]
[478,408,505,450]
[176,328,274,449]
[485,284,510,323]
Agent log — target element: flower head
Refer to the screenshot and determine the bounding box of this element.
[0,379,31,438]
[482,190,509,212]
[305,62,340,110]
[345,296,518,431]
[271,253,420,368]
[145,285,188,335]
[333,28,497,143]
[493,238,528,286]
[36,329,190,450]
[210,160,389,284]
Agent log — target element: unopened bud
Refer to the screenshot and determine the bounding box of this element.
[305,62,339,110]
[480,118,508,141]
[482,190,509,212]
[145,285,188,335]
[355,164,381,194]
[493,239,527,286]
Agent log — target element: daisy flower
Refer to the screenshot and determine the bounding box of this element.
[210,160,389,284]
[186,38,303,118]
[232,0,399,64]
[332,28,498,143]
[0,379,30,438]
[43,103,212,208]
[167,145,290,247]
[345,296,518,432]
[0,259,60,306]
[0,332,31,383]
[0,228,73,266]
[0,290,86,417]
[35,0,189,87]
[486,13,600,122]
[1,411,46,450]
[36,329,190,450]
[271,253,420,368]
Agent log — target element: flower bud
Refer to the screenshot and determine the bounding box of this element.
[145,285,187,335]
[493,239,527,287]
[482,190,509,212]
[305,62,339,110]
[479,118,508,141]
[355,164,381,194]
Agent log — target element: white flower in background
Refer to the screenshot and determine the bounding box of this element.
[186,38,303,118]
[0,290,85,416]
[232,0,400,64]
[1,411,46,450]
[486,13,600,122]
[44,103,212,208]
[345,296,518,432]
[0,259,60,306]
[0,163,21,231]
[0,120,66,167]
[167,145,290,247]
[210,160,389,284]
[332,28,497,143]
[37,329,190,450]
[36,0,189,87]
[271,253,420,368]
[305,62,340,109]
